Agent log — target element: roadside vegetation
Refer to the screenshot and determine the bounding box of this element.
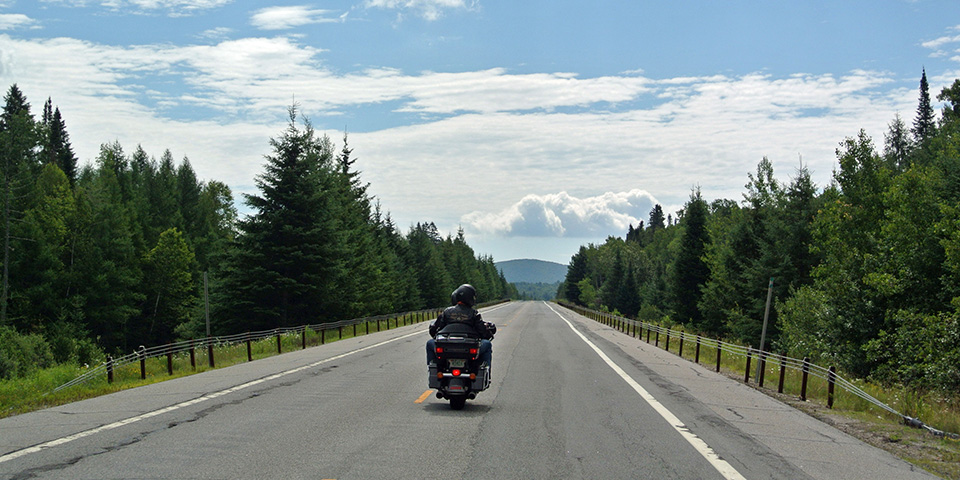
[0,86,516,392]
[558,70,960,477]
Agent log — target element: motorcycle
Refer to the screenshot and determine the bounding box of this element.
[428,324,493,410]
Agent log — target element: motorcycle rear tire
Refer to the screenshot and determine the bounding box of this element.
[450,396,466,410]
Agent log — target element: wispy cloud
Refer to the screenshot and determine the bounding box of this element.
[364,0,476,21]
[0,33,921,244]
[0,13,39,30]
[45,0,233,16]
[250,6,342,30]
[463,190,658,237]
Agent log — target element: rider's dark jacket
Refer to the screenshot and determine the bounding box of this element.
[431,303,492,339]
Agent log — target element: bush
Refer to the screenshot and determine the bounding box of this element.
[0,326,54,380]
[865,310,960,392]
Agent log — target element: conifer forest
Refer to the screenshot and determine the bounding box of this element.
[0,87,514,379]
[560,71,960,393]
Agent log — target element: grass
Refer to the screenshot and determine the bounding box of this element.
[0,313,425,419]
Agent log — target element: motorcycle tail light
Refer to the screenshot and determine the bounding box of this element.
[469,348,478,355]
[469,373,476,380]
[452,369,461,377]
[437,372,443,379]
[435,347,443,353]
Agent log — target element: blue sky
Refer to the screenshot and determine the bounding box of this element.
[2,1,960,264]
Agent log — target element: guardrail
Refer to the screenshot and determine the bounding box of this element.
[559,302,959,440]
[52,308,447,393]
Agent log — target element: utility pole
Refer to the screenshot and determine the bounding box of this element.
[756,277,774,381]
[204,271,210,337]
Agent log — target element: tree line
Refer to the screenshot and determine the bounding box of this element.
[560,69,960,393]
[0,88,514,379]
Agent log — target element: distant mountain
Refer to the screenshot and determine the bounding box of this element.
[495,259,567,284]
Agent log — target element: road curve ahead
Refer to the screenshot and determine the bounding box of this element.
[0,301,937,479]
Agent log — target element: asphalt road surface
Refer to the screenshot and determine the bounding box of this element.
[0,301,938,479]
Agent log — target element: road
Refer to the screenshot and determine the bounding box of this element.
[0,301,937,479]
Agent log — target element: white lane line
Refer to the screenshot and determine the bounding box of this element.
[0,329,425,465]
[545,302,746,480]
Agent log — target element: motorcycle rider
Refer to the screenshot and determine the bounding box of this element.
[426,284,495,372]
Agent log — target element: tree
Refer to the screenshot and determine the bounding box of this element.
[141,228,197,345]
[669,188,709,326]
[883,113,912,172]
[563,246,588,304]
[0,85,38,325]
[215,105,341,331]
[913,68,936,145]
[40,99,78,185]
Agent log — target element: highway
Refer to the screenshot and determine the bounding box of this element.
[0,301,937,479]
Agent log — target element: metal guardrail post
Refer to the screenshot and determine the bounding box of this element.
[107,355,114,383]
[139,346,147,380]
[321,328,325,345]
[167,352,173,375]
[744,347,752,384]
[758,352,766,388]
[716,341,722,372]
[695,337,701,364]
[276,330,282,354]
[655,329,659,347]
[339,325,343,340]
[678,333,684,358]
[190,340,196,370]
[302,326,307,350]
[665,329,670,352]
[828,366,837,408]
[778,354,786,394]
[247,337,252,361]
[646,326,651,343]
[208,343,215,368]
[801,357,810,401]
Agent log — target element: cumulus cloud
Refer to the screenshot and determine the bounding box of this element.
[462,190,659,237]
[250,6,342,30]
[364,0,476,21]
[0,14,39,30]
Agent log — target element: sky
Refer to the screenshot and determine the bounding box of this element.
[2,1,960,265]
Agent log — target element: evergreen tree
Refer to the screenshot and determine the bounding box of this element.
[563,246,588,303]
[669,188,709,325]
[883,113,912,172]
[913,68,936,144]
[0,85,38,326]
[216,105,341,331]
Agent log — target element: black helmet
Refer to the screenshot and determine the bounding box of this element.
[451,284,477,307]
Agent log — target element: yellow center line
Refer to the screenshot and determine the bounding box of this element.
[415,389,433,403]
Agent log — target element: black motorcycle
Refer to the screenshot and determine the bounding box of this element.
[428,325,493,410]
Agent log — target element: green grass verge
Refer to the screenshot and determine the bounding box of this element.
[0,313,423,418]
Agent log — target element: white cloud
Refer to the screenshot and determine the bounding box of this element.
[46,0,233,15]
[462,190,659,237]
[196,27,232,40]
[0,33,925,253]
[364,0,476,21]
[250,6,341,30]
[0,14,39,30]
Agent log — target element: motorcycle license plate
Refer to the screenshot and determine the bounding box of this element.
[448,359,466,368]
